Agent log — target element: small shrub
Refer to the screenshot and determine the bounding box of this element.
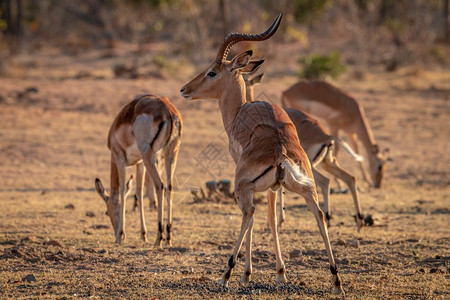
[298,52,346,80]
[293,0,333,24]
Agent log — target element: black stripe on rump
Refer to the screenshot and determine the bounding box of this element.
[312,144,327,162]
[150,121,165,149]
[251,166,274,183]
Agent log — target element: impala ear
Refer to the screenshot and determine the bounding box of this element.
[240,59,265,75]
[250,73,264,85]
[383,147,392,161]
[372,144,380,154]
[230,50,253,72]
[95,178,108,203]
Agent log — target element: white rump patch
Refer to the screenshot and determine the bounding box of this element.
[280,160,314,188]
[308,101,341,121]
[133,114,154,155]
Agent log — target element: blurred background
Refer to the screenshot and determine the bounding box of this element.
[0,0,449,80]
[0,5,449,298]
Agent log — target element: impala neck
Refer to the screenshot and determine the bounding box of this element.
[110,154,119,197]
[217,75,247,135]
[354,111,377,156]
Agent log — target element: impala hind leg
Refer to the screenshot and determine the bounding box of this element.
[219,185,255,288]
[283,173,344,295]
[313,168,332,228]
[164,141,180,246]
[142,154,165,248]
[277,188,285,228]
[135,162,148,242]
[268,189,286,282]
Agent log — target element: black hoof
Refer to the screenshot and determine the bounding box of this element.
[330,188,349,194]
[364,214,374,226]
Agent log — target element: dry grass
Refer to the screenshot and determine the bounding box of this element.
[0,45,449,299]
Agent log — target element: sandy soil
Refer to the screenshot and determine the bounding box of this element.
[0,46,449,299]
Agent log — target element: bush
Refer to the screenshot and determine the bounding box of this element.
[298,52,346,80]
[292,0,333,24]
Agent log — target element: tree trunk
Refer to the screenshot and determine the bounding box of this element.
[2,0,12,34]
[218,0,229,38]
[16,0,22,35]
[445,0,449,42]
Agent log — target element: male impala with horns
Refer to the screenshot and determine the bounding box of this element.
[180,13,344,294]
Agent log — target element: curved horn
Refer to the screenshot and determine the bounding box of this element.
[215,13,283,64]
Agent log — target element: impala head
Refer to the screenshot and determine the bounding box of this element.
[94,176,133,237]
[369,145,390,188]
[180,13,282,101]
[243,73,264,102]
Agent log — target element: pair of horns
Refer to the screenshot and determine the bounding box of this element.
[215,13,283,64]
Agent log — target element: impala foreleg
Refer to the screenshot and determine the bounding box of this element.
[219,186,255,288]
[145,171,157,210]
[348,132,371,186]
[115,153,127,244]
[240,216,254,283]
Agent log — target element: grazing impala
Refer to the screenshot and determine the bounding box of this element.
[180,14,343,294]
[245,75,365,230]
[281,80,388,188]
[95,94,182,247]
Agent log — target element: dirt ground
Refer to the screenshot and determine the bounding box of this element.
[0,45,449,299]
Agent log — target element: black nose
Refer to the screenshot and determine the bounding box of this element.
[180,87,185,93]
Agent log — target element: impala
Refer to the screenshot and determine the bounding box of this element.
[245,74,365,230]
[281,80,388,188]
[95,94,182,247]
[180,14,343,294]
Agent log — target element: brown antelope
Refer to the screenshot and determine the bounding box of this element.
[180,14,344,294]
[281,80,388,188]
[244,74,365,230]
[95,94,182,247]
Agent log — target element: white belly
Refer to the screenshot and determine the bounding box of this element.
[307,101,341,121]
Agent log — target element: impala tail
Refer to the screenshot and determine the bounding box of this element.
[279,158,314,188]
[332,137,363,162]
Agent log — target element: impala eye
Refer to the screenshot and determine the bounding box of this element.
[207,71,217,77]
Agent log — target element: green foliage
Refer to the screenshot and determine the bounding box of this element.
[384,17,405,36]
[298,52,345,80]
[153,55,169,69]
[292,0,333,24]
[431,46,447,64]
